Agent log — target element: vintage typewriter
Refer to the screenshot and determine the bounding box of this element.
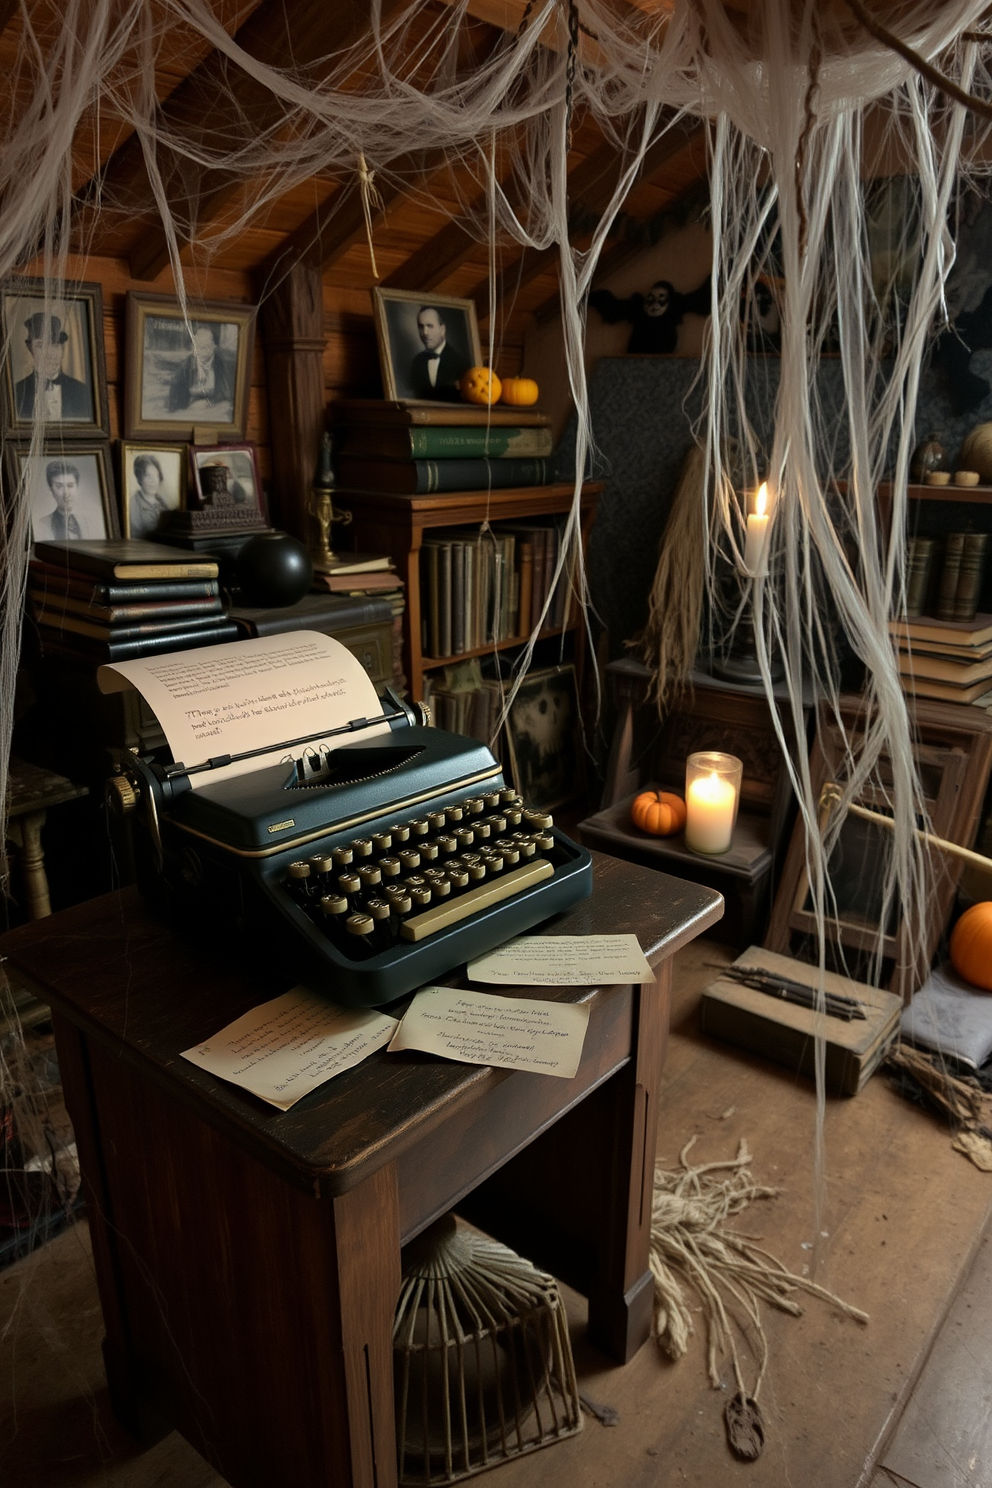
[108,683,592,1009]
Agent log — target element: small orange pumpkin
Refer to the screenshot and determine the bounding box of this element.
[500,375,540,407]
[950,901,992,991]
[631,788,687,837]
[460,366,502,406]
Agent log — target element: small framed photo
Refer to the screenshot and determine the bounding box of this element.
[119,442,187,539]
[371,288,481,402]
[190,443,262,514]
[505,665,584,812]
[124,292,254,442]
[1,278,110,437]
[9,443,120,544]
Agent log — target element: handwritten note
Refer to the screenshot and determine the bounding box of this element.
[388,986,590,1079]
[97,631,388,786]
[181,987,397,1110]
[467,934,655,987]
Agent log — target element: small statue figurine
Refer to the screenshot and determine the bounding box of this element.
[308,430,351,572]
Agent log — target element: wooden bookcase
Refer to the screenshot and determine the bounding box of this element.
[343,481,601,700]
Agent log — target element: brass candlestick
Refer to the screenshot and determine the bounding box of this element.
[308,431,352,573]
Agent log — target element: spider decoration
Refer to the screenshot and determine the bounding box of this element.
[587,277,711,354]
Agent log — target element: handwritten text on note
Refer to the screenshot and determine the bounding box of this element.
[388,986,590,1079]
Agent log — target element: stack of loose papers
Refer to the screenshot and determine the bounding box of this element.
[184,935,655,1108]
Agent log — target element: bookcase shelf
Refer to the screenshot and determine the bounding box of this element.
[421,621,578,671]
[343,482,601,701]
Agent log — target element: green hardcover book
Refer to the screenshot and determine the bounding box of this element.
[336,424,554,460]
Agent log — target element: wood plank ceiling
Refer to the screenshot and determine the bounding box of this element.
[1,0,708,347]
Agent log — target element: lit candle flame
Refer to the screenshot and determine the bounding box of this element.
[755,481,768,518]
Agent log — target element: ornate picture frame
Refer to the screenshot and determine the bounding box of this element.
[119,441,188,539]
[10,441,119,544]
[371,287,481,403]
[124,292,255,442]
[1,278,110,438]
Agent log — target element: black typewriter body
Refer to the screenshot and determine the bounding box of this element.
[119,716,592,1009]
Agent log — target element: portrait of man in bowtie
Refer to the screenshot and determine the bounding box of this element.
[373,288,480,404]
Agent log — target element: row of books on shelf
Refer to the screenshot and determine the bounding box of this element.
[420,518,573,660]
[332,398,555,494]
[906,531,988,622]
[422,660,508,757]
[889,608,992,708]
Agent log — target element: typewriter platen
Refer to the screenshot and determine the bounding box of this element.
[109,686,592,1008]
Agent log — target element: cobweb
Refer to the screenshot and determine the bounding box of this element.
[2,0,991,1263]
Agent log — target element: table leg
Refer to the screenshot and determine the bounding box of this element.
[8,808,51,919]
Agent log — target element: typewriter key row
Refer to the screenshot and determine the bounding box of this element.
[281,789,562,957]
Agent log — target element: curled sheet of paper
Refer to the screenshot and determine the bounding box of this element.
[388,985,590,1079]
[467,933,655,987]
[181,987,397,1110]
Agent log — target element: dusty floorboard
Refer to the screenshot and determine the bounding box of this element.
[2,935,990,1488]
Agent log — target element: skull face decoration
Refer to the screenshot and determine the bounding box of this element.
[587,276,710,354]
[644,282,671,318]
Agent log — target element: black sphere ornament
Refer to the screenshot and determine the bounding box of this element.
[235,532,313,607]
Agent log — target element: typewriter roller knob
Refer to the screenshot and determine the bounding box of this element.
[107,770,138,816]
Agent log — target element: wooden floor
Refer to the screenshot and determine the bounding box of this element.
[2,935,992,1488]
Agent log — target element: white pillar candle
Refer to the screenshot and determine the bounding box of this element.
[685,771,737,853]
[743,481,771,576]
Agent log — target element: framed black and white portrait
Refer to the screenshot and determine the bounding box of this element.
[119,441,187,539]
[371,288,481,403]
[1,278,110,437]
[10,443,119,545]
[505,665,584,812]
[190,443,262,514]
[124,293,255,442]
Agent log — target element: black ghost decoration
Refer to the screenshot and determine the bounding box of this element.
[588,277,711,354]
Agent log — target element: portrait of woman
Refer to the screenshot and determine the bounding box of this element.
[120,443,186,538]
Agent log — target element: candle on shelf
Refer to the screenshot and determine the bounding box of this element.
[743,481,771,576]
[684,751,743,855]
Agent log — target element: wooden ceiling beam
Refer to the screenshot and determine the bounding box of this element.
[82,0,411,279]
[470,115,704,315]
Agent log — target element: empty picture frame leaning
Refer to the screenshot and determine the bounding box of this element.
[764,696,992,1001]
[124,292,255,443]
[1,278,110,438]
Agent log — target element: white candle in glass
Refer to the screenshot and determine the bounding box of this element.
[743,481,771,576]
[685,770,737,853]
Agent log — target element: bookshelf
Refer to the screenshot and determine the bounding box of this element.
[343,481,601,701]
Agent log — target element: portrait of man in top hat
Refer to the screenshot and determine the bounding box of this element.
[14,311,94,422]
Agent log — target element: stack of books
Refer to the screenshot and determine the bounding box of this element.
[28,539,238,662]
[309,552,406,688]
[420,518,573,661]
[332,399,554,494]
[890,610,992,704]
[422,659,507,751]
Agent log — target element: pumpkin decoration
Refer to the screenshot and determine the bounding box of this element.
[499,375,540,407]
[949,902,992,992]
[630,788,687,837]
[460,366,502,405]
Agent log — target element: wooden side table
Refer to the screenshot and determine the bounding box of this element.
[0,856,722,1488]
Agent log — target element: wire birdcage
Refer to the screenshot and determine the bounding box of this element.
[393,1214,583,1485]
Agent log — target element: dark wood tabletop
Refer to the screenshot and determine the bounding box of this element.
[1,852,722,1195]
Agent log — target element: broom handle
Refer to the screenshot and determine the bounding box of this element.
[819,783,992,873]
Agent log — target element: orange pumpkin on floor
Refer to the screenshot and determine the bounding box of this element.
[630,788,687,837]
[949,902,992,992]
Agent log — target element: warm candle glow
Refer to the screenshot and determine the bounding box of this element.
[743,481,771,575]
[684,752,742,854]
